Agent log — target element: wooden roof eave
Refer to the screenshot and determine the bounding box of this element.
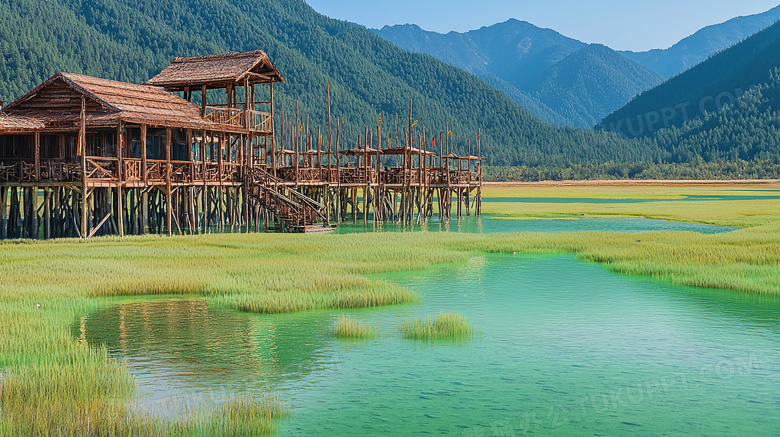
[118,116,249,134]
[237,59,285,84]
[5,73,121,115]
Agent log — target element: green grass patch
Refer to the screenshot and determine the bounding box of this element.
[332,316,376,339]
[401,313,477,340]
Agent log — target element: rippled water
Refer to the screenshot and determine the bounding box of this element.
[483,194,780,203]
[334,215,736,235]
[84,255,780,436]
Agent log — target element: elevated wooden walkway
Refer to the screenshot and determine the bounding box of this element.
[0,52,481,239]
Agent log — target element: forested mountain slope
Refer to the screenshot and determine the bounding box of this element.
[0,0,658,166]
[599,20,780,139]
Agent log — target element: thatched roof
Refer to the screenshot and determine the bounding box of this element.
[146,51,284,90]
[340,147,379,156]
[3,73,243,132]
[382,146,436,156]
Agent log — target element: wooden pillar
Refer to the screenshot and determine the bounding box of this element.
[270,82,276,177]
[201,85,207,119]
[116,124,124,237]
[141,124,148,185]
[44,187,51,239]
[34,132,41,181]
[244,78,251,129]
[0,186,7,240]
[28,188,39,239]
[165,128,172,236]
[202,130,209,233]
[80,96,88,238]
[477,129,482,216]
[217,132,224,232]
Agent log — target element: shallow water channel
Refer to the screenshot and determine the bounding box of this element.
[334,215,736,235]
[83,248,780,435]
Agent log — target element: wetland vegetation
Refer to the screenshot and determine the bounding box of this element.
[332,316,376,339]
[1,182,779,435]
[401,313,476,340]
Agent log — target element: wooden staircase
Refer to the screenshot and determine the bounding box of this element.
[245,167,332,233]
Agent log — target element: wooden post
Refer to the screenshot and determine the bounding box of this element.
[270,82,275,176]
[29,188,38,239]
[245,78,251,129]
[165,127,172,236]
[200,85,207,118]
[217,133,224,232]
[44,187,51,239]
[141,124,148,185]
[116,124,124,236]
[0,186,7,240]
[202,130,209,233]
[34,132,41,181]
[80,96,88,238]
[477,129,482,216]
[376,118,381,221]
[327,81,332,182]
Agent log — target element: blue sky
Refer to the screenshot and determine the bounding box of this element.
[305,0,780,51]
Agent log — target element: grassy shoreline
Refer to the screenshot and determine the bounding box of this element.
[2,182,779,435]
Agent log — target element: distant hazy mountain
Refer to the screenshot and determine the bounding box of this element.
[0,0,664,168]
[375,20,585,86]
[598,19,780,162]
[623,5,780,78]
[526,44,663,127]
[374,20,662,127]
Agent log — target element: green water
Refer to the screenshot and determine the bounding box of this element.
[335,216,736,234]
[483,194,780,203]
[84,255,780,436]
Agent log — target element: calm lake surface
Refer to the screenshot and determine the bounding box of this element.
[84,253,780,436]
[334,215,736,235]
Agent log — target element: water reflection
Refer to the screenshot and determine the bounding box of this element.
[81,299,336,406]
[335,215,736,234]
[80,255,780,436]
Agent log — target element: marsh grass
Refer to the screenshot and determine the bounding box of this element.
[332,316,376,339]
[401,313,476,340]
[2,183,780,434]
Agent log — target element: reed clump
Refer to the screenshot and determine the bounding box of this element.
[401,313,477,340]
[332,316,376,339]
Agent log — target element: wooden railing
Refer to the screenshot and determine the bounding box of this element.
[221,163,240,182]
[247,110,272,133]
[21,163,36,182]
[84,158,116,180]
[204,106,243,126]
[170,160,191,183]
[123,160,142,181]
[245,167,328,230]
[146,160,165,182]
[339,167,378,185]
[0,162,19,182]
[203,107,272,133]
[205,162,220,182]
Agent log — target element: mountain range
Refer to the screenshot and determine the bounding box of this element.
[0,0,659,168]
[1,0,779,179]
[599,19,780,164]
[374,6,780,127]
